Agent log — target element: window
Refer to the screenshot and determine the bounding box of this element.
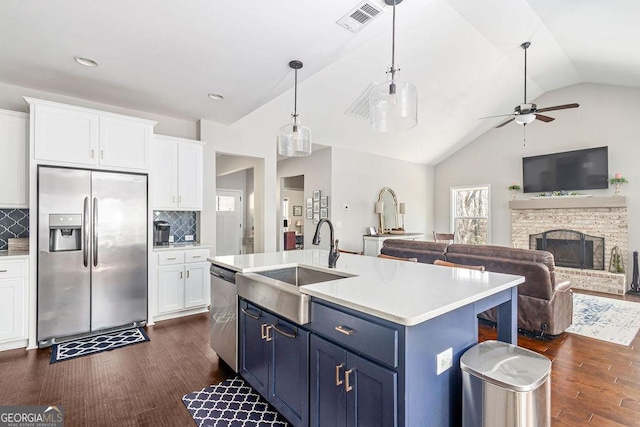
[451,185,490,245]
[216,195,236,211]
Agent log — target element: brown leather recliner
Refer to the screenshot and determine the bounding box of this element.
[380,240,573,335]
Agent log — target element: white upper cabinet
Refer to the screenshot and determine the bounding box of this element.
[152,135,204,211]
[0,110,28,208]
[26,97,156,171]
[99,115,151,169]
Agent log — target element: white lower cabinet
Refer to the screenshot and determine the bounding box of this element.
[157,249,210,316]
[0,259,27,345]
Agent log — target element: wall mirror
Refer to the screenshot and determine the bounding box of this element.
[377,187,398,232]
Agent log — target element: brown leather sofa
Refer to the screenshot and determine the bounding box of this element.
[380,240,573,335]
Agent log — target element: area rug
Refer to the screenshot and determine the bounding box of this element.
[566,293,640,346]
[182,377,290,427]
[50,327,149,363]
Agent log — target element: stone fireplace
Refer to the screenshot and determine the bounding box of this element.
[510,196,628,294]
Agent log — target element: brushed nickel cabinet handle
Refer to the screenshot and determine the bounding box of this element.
[345,369,353,392]
[180,271,183,279]
[167,257,176,260]
[91,149,95,158]
[179,195,182,203]
[0,270,7,273]
[192,255,202,258]
[261,323,268,339]
[186,270,190,278]
[172,196,176,203]
[272,324,296,339]
[100,150,104,159]
[335,364,344,386]
[240,307,260,320]
[265,325,273,342]
[335,325,355,336]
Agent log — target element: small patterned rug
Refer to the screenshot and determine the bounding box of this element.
[50,327,149,363]
[566,293,640,346]
[182,378,290,427]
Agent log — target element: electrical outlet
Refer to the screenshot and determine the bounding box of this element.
[168,235,174,243]
[436,348,453,375]
[185,235,194,241]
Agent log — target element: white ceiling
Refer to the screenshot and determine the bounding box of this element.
[2,0,639,165]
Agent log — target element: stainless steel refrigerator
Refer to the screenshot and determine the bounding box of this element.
[37,166,148,347]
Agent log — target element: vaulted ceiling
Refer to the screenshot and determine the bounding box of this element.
[2,0,638,164]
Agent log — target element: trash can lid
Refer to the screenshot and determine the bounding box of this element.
[460,340,552,392]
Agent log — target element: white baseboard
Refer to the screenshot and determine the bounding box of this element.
[152,306,209,323]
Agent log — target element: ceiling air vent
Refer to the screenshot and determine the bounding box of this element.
[337,1,384,33]
[345,83,376,120]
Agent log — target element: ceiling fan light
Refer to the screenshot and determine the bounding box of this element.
[277,116,312,157]
[515,113,536,125]
[369,75,418,132]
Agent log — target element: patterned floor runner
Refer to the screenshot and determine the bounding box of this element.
[50,327,149,363]
[182,378,290,427]
[566,293,640,346]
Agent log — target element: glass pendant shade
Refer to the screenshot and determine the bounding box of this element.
[277,116,311,157]
[369,69,418,132]
[515,113,536,125]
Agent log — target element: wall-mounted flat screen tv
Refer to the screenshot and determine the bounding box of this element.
[522,146,609,193]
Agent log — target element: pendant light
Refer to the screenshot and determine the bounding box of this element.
[277,60,312,157]
[369,0,418,132]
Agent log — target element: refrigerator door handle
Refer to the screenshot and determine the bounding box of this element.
[83,197,89,267]
[93,197,98,267]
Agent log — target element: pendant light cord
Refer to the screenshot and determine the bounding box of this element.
[390,0,397,81]
[523,44,527,103]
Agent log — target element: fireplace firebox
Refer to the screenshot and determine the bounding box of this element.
[529,229,604,270]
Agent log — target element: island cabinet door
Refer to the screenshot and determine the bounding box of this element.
[346,352,398,427]
[239,301,273,397]
[270,318,310,427]
[310,334,348,427]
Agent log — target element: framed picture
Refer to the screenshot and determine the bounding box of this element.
[320,208,328,219]
[320,196,328,208]
[306,197,313,208]
[313,212,320,224]
[306,208,313,219]
[293,206,302,216]
[313,190,321,201]
[313,201,320,212]
[369,226,377,235]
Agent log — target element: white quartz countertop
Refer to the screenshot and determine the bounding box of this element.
[153,243,212,252]
[209,249,524,327]
[0,250,29,259]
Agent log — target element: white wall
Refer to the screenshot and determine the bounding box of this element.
[331,147,434,253]
[0,81,198,138]
[435,83,640,276]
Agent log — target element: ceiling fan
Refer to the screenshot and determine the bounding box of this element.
[481,42,579,128]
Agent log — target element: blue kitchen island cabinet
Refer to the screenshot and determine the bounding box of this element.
[310,334,397,427]
[239,299,309,427]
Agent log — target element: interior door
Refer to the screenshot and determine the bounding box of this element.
[216,189,243,256]
[91,171,148,331]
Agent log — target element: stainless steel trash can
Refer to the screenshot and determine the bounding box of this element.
[460,340,552,427]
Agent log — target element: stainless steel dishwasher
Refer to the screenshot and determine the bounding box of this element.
[210,264,238,372]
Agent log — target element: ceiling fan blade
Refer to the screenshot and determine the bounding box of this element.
[479,113,514,120]
[535,114,555,123]
[536,103,580,113]
[495,117,515,128]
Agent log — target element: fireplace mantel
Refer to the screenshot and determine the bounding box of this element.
[510,196,627,210]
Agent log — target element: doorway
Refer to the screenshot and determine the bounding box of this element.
[282,175,304,250]
[216,189,243,256]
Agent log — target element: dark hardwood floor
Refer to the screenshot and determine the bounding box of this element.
[2,290,640,426]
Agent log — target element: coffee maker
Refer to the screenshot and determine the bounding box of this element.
[153,220,170,245]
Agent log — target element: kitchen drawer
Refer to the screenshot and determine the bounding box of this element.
[185,249,209,263]
[0,261,24,279]
[158,251,185,266]
[309,301,398,368]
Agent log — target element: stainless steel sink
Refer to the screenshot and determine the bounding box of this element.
[236,266,354,324]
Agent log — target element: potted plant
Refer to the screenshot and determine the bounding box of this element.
[609,173,628,196]
[508,182,521,199]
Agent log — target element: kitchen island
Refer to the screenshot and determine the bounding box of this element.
[209,249,524,426]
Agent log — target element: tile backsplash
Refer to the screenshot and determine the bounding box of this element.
[0,209,30,251]
[153,211,197,243]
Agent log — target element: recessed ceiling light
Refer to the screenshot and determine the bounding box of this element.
[74,56,99,67]
[208,93,224,100]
